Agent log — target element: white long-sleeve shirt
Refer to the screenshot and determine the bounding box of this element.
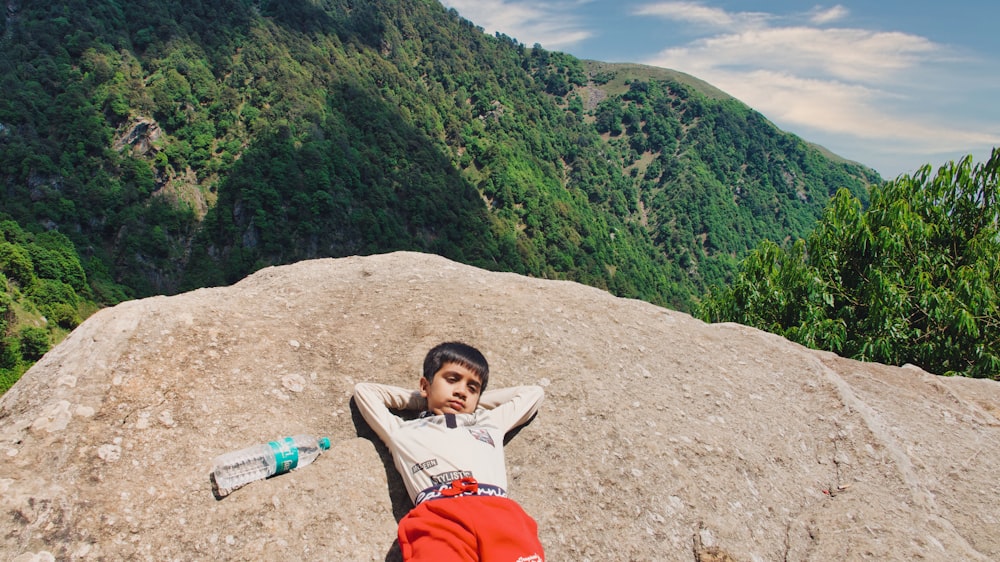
[353,382,544,504]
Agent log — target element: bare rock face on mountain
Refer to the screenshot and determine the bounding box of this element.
[2,252,999,561]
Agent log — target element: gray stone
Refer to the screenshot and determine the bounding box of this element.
[1,252,998,561]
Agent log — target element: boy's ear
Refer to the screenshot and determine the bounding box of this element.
[418,376,429,397]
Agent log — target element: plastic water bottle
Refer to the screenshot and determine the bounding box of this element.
[212,434,331,494]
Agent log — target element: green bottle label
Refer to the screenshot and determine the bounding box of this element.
[269,438,299,474]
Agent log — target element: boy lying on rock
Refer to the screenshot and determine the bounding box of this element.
[354,341,545,561]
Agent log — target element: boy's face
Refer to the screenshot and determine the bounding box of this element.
[419,362,482,414]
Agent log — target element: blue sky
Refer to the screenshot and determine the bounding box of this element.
[437,1,1000,179]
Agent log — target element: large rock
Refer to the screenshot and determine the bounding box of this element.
[1,252,999,561]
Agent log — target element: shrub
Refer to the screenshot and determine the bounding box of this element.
[0,242,35,288]
[18,327,50,361]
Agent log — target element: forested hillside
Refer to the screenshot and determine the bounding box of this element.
[0,0,877,389]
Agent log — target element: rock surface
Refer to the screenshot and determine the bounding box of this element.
[1,251,999,561]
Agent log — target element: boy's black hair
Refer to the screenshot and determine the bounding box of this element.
[422,341,489,391]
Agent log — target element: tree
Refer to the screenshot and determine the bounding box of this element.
[699,149,1000,379]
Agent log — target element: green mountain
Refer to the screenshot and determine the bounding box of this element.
[0,0,877,387]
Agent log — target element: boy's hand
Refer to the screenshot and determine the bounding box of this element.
[407,390,427,411]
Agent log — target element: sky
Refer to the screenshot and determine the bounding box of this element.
[437,0,1000,179]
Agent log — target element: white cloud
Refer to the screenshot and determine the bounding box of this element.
[809,4,849,25]
[631,2,769,30]
[439,0,592,49]
[631,2,736,28]
[657,27,939,83]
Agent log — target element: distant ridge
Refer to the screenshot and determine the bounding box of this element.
[582,60,734,101]
[581,60,868,168]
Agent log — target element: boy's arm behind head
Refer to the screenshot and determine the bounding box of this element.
[353,383,425,444]
[478,385,544,431]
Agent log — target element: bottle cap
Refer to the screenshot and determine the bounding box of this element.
[319,437,331,450]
